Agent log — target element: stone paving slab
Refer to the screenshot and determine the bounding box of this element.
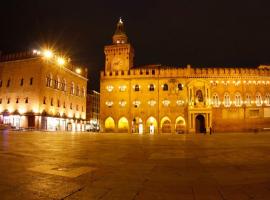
[1,131,270,199]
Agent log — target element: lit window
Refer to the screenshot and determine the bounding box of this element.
[212,93,219,107]
[149,84,155,91]
[176,100,185,106]
[119,100,127,107]
[163,84,168,91]
[105,100,113,107]
[245,94,251,106]
[224,93,230,107]
[162,99,170,107]
[57,77,61,89]
[148,99,156,107]
[106,85,114,92]
[119,85,127,92]
[76,86,80,96]
[134,84,140,92]
[256,93,262,106]
[133,100,141,108]
[235,93,242,107]
[265,94,270,106]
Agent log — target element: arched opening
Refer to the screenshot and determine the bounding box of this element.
[175,116,186,134]
[146,117,157,134]
[161,116,171,133]
[118,117,129,133]
[104,117,115,132]
[196,90,204,102]
[132,117,143,134]
[195,114,205,133]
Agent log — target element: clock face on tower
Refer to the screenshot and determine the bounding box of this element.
[111,57,124,70]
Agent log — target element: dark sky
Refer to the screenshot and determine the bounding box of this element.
[1,0,270,91]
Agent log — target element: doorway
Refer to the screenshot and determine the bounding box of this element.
[195,114,205,133]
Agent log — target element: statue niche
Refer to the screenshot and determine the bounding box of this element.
[196,90,204,102]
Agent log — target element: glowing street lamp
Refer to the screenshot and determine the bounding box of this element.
[75,68,81,74]
[43,50,53,59]
[57,57,66,65]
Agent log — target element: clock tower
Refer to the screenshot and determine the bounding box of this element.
[104,18,134,71]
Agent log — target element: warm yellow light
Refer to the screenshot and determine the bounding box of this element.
[19,107,26,114]
[75,68,81,74]
[43,50,53,59]
[57,57,66,65]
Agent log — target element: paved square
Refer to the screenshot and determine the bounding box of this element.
[1,131,270,199]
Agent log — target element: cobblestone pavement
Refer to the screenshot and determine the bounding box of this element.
[1,131,270,199]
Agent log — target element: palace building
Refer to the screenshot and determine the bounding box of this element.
[100,19,270,134]
[0,50,88,131]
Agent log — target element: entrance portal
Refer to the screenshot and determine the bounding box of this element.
[195,114,205,133]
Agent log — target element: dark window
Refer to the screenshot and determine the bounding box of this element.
[0,98,2,104]
[57,99,60,107]
[16,98,19,103]
[50,98,53,106]
[63,102,66,108]
[149,84,155,91]
[82,106,84,112]
[20,79,24,86]
[70,103,73,109]
[163,84,168,91]
[0,80,2,87]
[178,83,183,90]
[135,84,140,91]
[43,97,46,104]
[7,98,10,104]
[152,70,155,75]
[25,97,29,104]
[7,79,10,87]
[30,77,33,85]
[46,77,50,87]
[76,105,79,111]
[54,80,57,89]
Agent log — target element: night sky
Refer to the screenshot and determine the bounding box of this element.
[1,0,270,91]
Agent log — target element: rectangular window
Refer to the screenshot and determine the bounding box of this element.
[16,98,19,103]
[51,98,53,106]
[63,101,66,108]
[0,80,2,87]
[70,103,73,109]
[43,97,46,104]
[30,77,33,85]
[20,79,24,86]
[57,99,60,107]
[7,98,10,104]
[7,79,10,87]
[25,97,29,104]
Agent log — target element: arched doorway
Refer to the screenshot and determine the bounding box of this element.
[175,116,186,134]
[118,117,129,133]
[104,117,115,132]
[146,117,157,134]
[195,114,205,133]
[161,116,171,133]
[132,117,143,134]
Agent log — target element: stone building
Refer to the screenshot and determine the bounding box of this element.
[86,90,100,131]
[0,50,88,131]
[100,19,270,134]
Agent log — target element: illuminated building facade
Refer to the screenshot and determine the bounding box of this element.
[100,19,270,134]
[86,90,100,131]
[0,50,88,131]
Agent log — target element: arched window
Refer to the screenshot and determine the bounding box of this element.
[70,82,75,95]
[76,85,80,96]
[224,93,230,107]
[245,94,251,106]
[235,93,242,107]
[178,83,183,91]
[256,93,262,106]
[134,84,140,92]
[265,93,270,106]
[163,84,168,91]
[212,93,219,107]
[57,76,61,89]
[62,79,67,91]
[196,90,203,102]
[82,87,85,97]
[46,74,52,87]
[149,84,155,91]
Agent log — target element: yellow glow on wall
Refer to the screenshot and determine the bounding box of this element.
[105,117,115,130]
[118,117,129,130]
